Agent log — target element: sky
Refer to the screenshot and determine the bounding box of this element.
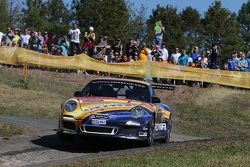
[63,0,248,17]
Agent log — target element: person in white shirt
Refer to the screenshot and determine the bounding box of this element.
[160,42,169,64]
[0,32,4,46]
[20,29,31,48]
[171,48,181,64]
[68,23,81,56]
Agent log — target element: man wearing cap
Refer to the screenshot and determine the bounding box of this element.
[68,23,81,56]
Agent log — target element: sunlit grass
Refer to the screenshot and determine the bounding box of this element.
[0,122,23,137]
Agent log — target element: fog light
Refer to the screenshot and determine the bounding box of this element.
[126,120,140,126]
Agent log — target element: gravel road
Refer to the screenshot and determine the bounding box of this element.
[0,115,205,167]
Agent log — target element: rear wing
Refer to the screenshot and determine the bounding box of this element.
[151,84,176,90]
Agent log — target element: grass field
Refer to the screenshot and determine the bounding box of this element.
[0,122,23,137]
[0,67,249,138]
[1,67,250,167]
[60,137,250,167]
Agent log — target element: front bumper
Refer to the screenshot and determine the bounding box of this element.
[59,124,148,141]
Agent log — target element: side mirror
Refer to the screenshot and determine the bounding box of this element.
[74,91,81,97]
[152,96,161,103]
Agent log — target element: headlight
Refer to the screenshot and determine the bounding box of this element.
[64,100,77,112]
[131,106,145,118]
[126,120,140,126]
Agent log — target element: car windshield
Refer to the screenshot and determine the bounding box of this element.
[80,80,150,102]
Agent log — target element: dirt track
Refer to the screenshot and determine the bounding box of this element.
[0,115,205,167]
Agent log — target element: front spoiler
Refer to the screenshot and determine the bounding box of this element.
[58,130,147,141]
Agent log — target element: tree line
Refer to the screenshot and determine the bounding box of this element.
[0,0,250,65]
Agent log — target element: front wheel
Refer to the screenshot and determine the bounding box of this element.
[142,122,154,147]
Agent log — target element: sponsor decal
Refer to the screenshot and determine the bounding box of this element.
[84,103,135,111]
[91,80,146,88]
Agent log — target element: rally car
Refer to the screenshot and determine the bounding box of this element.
[58,78,174,146]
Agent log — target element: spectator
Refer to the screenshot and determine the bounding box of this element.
[58,35,70,56]
[0,31,3,46]
[112,39,123,56]
[235,52,248,71]
[138,42,149,61]
[153,21,165,48]
[68,23,81,56]
[47,32,58,51]
[42,45,49,54]
[191,46,200,63]
[125,38,134,57]
[43,32,49,46]
[29,32,41,51]
[82,26,95,56]
[161,42,169,64]
[3,28,14,46]
[246,54,250,72]
[38,31,44,51]
[209,42,220,69]
[12,29,20,46]
[178,49,188,66]
[49,44,58,55]
[187,51,193,66]
[96,35,109,48]
[151,45,162,62]
[200,51,208,68]
[20,29,31,48]
[227,51,238,71]
[171,48,181,64]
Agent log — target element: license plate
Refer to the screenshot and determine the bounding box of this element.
[91,119,106,125]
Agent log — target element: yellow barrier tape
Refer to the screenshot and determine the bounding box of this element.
[0,47,250,89]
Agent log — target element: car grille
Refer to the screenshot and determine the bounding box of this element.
[120,127,139,134]
[63,121,76,130]
[81,125,118,135]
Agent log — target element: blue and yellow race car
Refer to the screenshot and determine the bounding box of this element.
[58,78,174,146]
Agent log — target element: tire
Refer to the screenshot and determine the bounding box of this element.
[142,122,154,147]
[58,133,76,142]
[161,118,172,143]
[161,129,170,143]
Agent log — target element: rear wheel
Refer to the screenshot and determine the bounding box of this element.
[161,118,172,143]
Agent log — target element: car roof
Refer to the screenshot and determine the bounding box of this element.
[92,78,151,86]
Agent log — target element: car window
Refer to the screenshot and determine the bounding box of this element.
[80,80,150,102]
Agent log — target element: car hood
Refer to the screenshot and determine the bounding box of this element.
[64,96,154,119]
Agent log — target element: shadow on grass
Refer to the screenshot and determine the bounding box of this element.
[31,134,143,153]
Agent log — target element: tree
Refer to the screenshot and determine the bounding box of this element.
[22,0,69,36]
[9,0,23,28]
[180,7,203,48]
[238,0,250,49]
[0,0,9,32]
[72,0,130,43]
[128,4,147,41]
[204,1,244,65]
[147,5,184,53]
[22,0,47,30]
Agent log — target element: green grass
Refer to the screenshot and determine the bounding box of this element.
[59,138,250,167]
[0,67,249,138]
[170,87,250,138]
[0,122,23,137]
[0,68,81,118]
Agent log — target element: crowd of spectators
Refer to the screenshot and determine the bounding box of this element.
[0,23,250,73]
